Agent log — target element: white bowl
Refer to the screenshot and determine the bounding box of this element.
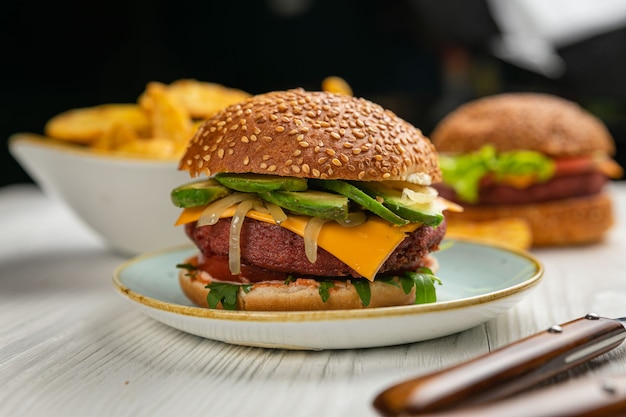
[9,133,191,255]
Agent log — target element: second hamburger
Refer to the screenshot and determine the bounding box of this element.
[431,92,623,246]
[171,89,458,311]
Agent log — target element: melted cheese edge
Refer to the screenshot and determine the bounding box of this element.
[175,207,420,281]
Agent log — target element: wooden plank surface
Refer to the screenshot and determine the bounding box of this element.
[1,182,625,417]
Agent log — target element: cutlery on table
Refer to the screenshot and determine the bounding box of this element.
[373,313,626,416]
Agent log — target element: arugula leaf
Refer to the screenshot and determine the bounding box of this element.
[318,281,335,303]
[176,263,198,271]
[405,268,442,304]
[378,268,442,304]
[352,279,372,307]
[205,282,242,310]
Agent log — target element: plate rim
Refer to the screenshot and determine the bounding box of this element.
[112,239,544,322]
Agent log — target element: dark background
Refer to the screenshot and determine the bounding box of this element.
[2,0,625,186]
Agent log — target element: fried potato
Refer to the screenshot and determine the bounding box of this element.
[322,76,353,96]
[167,79,251,119]
[114,137,184,160]
[44,104,150,144]
[445,217,533,251]
[139,81,193,146]
[91,123,141,151]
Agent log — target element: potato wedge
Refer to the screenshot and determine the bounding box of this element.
[445,217,533,250]
[139,81,193,146]
[44,104,150,144]
[167,79,251,119]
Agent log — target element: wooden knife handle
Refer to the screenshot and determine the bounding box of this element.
[396,374,626,417]
[373,315,626,416]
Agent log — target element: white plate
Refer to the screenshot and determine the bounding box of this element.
[113,240,543,350]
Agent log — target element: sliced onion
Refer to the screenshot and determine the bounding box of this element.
[335,211,367,227]
[303,217,328,264]
[228,198,257,275]
[405,172,432,185]
[198,193,254,226]
[265,202,288,225]
[400,185,438,205]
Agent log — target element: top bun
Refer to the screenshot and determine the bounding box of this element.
[431,92,615,157]
[179,88,441,183]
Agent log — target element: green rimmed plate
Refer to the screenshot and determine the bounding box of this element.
[113,240,543,350]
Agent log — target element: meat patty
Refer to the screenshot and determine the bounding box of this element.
[185,217,446,279]
[436,172,607,206]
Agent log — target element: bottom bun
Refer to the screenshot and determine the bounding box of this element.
[179,255,439,311]
[444,192,614,247]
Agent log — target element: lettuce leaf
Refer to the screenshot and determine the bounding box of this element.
[439,145,555,203]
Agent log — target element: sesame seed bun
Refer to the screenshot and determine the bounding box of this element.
[179,88,441,183]
[443,192,614,246]
[431,92,615,157]
[178,255,439,311]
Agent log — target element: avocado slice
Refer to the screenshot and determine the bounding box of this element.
[351,182,444,227]
[171,179,231,208]
[259,190,349,220]
[215,173,308,192]
[310,179,408,226]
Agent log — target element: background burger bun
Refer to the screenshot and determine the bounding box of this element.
[179,255,439,311]
[179,88,441,183]
[431,92,615,157]
[431,92,617,246]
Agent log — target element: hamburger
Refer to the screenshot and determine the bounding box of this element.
[430,92,623,247]
[171,88,457,311]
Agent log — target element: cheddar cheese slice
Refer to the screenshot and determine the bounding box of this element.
[175,207,420,281]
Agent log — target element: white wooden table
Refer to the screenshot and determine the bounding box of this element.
[2,182,626,417]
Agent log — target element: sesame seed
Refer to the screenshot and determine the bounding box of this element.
[203,155,210,161]
[260,163,268,169]
[330,132,341,140]
[293,149,302,156]
[331,158,342,167]
[382,173,391,179]
[250,135,257,142]
[302,164,310,174]
[325,149,336,156]
[296,134,304,142]
[262,154,271,160]
[289,129,298,135]
[291,165,301,174]
[275,126,285,133]
[312,168,321,177]
[241,136,249,143]
[268,165,277,172]
[318,157,328,164]
[243,156,250,165]
[299,141,309,148]
[217,149,224,159]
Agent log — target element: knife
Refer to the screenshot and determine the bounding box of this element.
[373,313,626,416]
[383,373,626,417]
